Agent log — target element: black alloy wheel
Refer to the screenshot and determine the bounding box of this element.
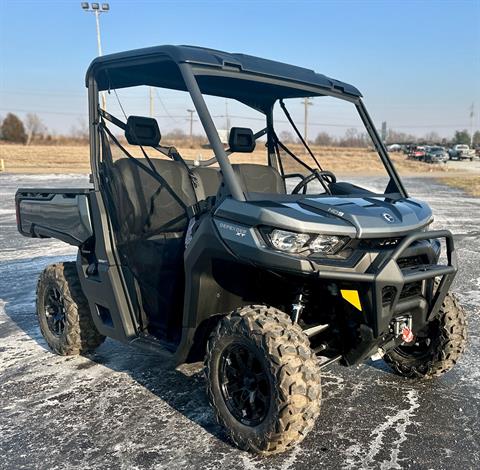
[205,305,322,454]
[36,262,105,355]
[219,342,271,426]
[44,287,67,336]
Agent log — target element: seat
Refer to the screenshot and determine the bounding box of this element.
[232,163,286,194]
[191,167,222,198]
[113,158,197,240]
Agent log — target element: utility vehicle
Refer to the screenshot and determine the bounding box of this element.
[15,45,467,454]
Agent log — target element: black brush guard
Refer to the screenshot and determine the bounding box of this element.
[315,230,456,337]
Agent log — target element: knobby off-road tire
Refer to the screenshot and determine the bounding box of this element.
[384,292,467,379]
[36,262,105,355]
[205,305,321,455]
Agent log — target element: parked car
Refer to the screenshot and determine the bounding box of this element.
[387,143,402,152]
[408,145,426,161]
[403,144,416,155]
[424,146,448,164]
[448,144,475,161]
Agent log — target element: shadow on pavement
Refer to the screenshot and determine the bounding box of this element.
[0,254,230,448]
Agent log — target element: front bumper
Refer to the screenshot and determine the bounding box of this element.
[314,230,456,339]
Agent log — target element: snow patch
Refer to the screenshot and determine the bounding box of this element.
[344,389,420,469]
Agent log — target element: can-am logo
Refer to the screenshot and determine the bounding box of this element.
[382,212,395,223]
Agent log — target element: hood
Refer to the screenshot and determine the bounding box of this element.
[215,195,433,239]
[298,196,433,237]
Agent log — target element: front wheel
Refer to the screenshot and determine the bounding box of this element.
[205,305,321,454]
[384,292,467,379]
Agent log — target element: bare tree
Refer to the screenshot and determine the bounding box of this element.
[314,132,333,146]
[279,130,295,143]
[164,128,187,140]
[25,113,47,145]
[387,129,417,144]
[423,131,441,144]
[70,118,89,141]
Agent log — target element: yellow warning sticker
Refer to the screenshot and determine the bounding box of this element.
[341,289,362,311]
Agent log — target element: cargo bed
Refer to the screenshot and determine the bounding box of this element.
[15,188,94,246]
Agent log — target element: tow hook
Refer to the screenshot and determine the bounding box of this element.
[392,315,414,343]
[401,326,414,343]
[371,317,415,361]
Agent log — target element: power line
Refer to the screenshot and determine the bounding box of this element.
[154,89,181,123]
[0,108,473,131]
[0,107,86,116]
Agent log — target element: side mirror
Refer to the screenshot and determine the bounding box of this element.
[228,127,255,153]
[125,116,161,146]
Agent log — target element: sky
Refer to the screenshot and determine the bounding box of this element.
[0,0,479,140]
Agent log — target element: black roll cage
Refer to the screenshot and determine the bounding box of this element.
[87,59,408,201]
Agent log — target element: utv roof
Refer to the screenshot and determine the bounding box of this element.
[86,45,361,112]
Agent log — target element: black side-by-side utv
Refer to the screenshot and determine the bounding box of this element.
[15,45,467,454]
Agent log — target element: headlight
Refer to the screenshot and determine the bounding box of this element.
[267,229,348,255]
[309,234,347,254]
[269,229,310,252]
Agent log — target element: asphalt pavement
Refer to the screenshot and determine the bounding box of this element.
[0,174,479,470]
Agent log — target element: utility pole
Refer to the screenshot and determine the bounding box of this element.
[225,99,231,131]
[470,103,475,147]
[381,121,388,143]
[81,3,109,109]
[149,87,154,118]
[187,109,196,146]
[303,97,313,145]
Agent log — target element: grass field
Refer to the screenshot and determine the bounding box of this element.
[0,142,452,177]
[440,176,480,196]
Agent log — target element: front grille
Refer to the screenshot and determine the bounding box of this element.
[400,282,422,299]
[398,256,428,299]
[397,255,428,269]
[362,238,402,249]
[382,286,397,306]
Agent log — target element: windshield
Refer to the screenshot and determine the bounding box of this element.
[99,82,402,202]
[269,96,396,196]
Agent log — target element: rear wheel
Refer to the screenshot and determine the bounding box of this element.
[205,305,321,454]
[384,292,467,379]
[36,262,105,355]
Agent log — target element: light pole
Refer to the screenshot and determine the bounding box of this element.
[81,3,109,108]
[187,109,196,146]
[303,97,313,152]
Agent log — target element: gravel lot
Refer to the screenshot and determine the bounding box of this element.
[0,174,479,470]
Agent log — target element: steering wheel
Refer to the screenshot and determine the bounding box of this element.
[292,170,337,194]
